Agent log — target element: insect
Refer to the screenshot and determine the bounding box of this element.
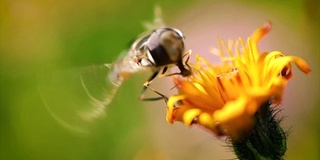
[109,27,191,102]
[39,8,191,132]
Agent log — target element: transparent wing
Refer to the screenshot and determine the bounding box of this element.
[38,7,163,133]
[38,64,125,133]
[143,6,166,32]
[38,47,152,133]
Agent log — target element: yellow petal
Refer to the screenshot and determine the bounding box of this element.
[198,112,214,128]
[213,95,256,140]
[250,22,272,43]
[183,109,202,126]
[290,56,312,74]
[166,95,186,123]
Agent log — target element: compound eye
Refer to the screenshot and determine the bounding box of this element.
[146,28,185,66]
[160,30,184,62]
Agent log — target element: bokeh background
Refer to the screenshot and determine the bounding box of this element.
[1,0,319,160]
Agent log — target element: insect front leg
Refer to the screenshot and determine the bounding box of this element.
[161,50,192,77]
[139,70,168,102]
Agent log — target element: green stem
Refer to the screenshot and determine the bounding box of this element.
[232,101,287,160]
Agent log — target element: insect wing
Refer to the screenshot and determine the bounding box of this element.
[37,7,170,133]
[38,64,122,133]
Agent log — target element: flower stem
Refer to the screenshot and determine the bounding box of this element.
[232,101,287,160]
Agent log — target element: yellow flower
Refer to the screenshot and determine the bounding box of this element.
[166,22,311,140]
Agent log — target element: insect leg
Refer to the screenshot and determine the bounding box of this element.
[144,85,168,102]
[162,50,192,77]
[139,70,168,102]
[183,50,192,71]
[161,66,168,75]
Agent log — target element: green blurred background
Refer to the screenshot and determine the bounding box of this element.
[1,0,319,160]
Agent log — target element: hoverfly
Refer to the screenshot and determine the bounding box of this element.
[39,8,191,132]
[110,27,191,101]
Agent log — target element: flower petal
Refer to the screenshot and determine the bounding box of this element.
[166,95,186,123]
[183,108,202,126]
